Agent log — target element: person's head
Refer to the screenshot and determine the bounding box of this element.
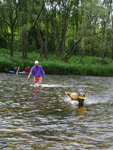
[35,60,39,66]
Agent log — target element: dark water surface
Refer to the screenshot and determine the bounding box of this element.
[0,73,113,150]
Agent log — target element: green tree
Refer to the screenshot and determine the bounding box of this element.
[0,0,21,57]
[19,0,29,58]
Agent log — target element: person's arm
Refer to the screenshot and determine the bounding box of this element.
[27,72,32,79]
[41,67,45,77]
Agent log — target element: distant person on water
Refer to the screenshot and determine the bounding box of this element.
[27,61,45,85]
[24,66,30,72]
[14,67,17,73]
[14,67,19,74]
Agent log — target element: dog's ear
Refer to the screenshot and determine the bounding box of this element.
[77,92,80,96]
[65,92,68,95]
[83,93,85,97]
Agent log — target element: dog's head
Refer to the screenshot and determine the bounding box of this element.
[65,91,70,96]
[78,92,86,100]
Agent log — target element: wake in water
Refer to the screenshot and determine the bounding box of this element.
[64,96,78,105]
[30,83,73,88]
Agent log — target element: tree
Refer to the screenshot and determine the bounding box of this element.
[0,0,21,57]
[19,0,29,58]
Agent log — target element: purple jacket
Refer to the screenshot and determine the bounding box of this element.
[31,65,45,77]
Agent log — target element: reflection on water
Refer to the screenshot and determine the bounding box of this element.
[32,86,42,101]
[0,73,113,149]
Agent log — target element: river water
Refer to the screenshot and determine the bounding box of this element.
[0,73,113,150]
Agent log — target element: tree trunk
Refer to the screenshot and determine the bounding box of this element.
[64,38,82,62]
[101,23,106,64]
[61,12,69,59]
[111,15,113,60]
[43,8,48,59]
[36,24,44,57]
[24,0,28,58]
[10,28,14,57]
[44,23,48,59]
[21,0,28,58]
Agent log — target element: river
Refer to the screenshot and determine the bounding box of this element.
[0,73,113,150]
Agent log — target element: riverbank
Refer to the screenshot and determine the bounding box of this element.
[1,48,113,76]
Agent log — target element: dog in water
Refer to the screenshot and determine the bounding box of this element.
[65,92,86,105]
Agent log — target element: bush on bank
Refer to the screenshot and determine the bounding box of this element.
[1,48,113,77]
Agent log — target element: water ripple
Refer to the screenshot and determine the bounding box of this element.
[0,74,113,149]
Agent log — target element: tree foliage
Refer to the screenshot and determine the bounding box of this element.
[0,0,113,64]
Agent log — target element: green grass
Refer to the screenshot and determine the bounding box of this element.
[1,48,113,76]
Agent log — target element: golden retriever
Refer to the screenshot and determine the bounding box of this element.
[65,92,86,105]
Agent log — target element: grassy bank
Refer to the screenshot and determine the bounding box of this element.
[1,48,113,76]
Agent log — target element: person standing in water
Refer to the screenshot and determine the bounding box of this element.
[27,61,45,85]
